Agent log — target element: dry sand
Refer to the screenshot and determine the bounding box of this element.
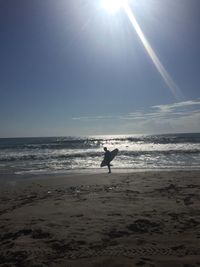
[0,171,200,267]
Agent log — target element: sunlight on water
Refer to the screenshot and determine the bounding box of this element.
[0,134,200,175]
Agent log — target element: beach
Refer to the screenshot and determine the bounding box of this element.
[0,170,200,267]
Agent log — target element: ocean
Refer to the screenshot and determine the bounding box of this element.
[0,133,200,176]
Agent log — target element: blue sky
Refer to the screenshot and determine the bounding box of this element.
[0,0,200,137]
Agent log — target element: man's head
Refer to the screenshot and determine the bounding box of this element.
[104,147,107,152]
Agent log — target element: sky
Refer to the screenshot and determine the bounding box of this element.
[0,0,200,137]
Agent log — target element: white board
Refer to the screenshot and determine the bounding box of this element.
[100,148,119,167]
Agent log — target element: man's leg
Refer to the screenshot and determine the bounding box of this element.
[108,163,111,173]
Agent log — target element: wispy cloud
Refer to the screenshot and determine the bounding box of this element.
[152,99,200,113]
[72,99,200,122]
[72,115,115,121]
[71,99,200,134]
[122,99,200,120]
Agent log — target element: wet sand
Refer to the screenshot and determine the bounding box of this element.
[0,171,200,267]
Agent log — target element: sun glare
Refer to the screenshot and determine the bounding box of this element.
[102,0,126,14]
[101,0,183,100]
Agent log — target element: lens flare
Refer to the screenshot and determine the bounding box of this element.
[122,3,183,100]
[101,1,184,99]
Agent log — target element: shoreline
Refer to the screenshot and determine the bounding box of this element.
[0,170,200,266]
[1,167,200,182]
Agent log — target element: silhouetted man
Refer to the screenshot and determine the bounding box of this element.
[104,147,111,173]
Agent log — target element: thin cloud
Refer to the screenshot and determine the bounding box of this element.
[72,100,200,132]
[121,100,200,121]
[152,99,200,113]
[72,115,115,121]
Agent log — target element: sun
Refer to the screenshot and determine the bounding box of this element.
[101,0,127,14]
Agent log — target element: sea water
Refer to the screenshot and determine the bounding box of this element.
[0,133,200,176]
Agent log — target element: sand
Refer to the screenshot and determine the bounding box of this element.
[0,171,200,267]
